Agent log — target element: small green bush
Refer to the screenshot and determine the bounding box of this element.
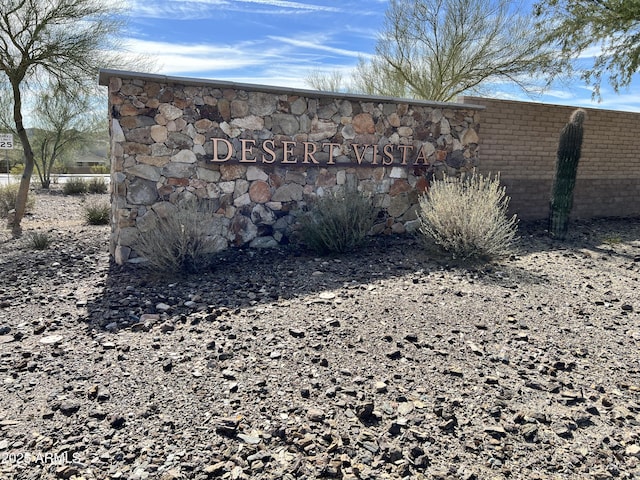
[29,231,51,250]
[63,177,87,195]
[0,184,35,218]
[134,199,222,273]
[90,165,110,174]
[298,189,378,254]
[84,201,110,225]
[417,172,518,261]
[87,177,108,194]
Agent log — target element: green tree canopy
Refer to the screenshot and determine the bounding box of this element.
[535,0,640,98]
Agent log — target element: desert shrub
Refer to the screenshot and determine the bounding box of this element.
[417,172,517,260]
[0,184,35,218]
[298,189,378,254]
[29,231,51,250]
[9,164,24,176]
[134,199,221,273]
[63,177,87,195]
[87,177,108,194]
[84,201,110,225]
[90,165,110,174]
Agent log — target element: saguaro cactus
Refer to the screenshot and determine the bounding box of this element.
[549,108,587,239]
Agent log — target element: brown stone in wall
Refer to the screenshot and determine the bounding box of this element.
[316,171,337,187]
[119,104,140,116]
[353,113,375,134]
[167,177,189,187]
[415,177,429,194]
[389,179,413,196]
[220,164,246,181]
[249,181,272,203]
[123,143,151,155]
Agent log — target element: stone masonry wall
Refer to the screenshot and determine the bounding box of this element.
[100,71,483,264]
[461,96,640,220]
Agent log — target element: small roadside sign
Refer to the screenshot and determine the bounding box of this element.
[0,134,13,149]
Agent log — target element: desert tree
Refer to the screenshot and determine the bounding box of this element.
[305,69,346,92]
[0,0,127,231]
[534,0,640,98]
[309,0,557,101]
[29,88,102,188]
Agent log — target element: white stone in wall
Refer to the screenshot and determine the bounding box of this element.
[150,125,168,143]
[247,166,269,181]
[440,118,451,135]
[171,149,197,164]
[220,121,242,138]
[462,128,479,145]
[234,179,249,197]
[266,201,282,211]
[336,170,346,185]
[219,181,235,194]
[233,193,251,207]
[398,126,413,137]
[309,118,337,142]
[231,115,265,131]
[390,167,408,179]
[111,119,125,142]
[251,204,276,225]
[158,103,183,121]
[341,124,356,140]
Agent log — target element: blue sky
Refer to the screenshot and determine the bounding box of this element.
[122,0,640,112]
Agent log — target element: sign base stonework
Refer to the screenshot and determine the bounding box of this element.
[99,70,483,264]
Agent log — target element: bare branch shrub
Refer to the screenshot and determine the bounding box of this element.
[417,172,518,260]
[0,184,34,218]
[298,189,378,254]
[134,198,222,273]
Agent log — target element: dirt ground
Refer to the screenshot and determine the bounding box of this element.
[0,190,639,480]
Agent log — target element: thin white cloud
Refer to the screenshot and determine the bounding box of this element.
[267,35,369,59]
[234,0,340,12]
[123,38,279,74]
[129,0,341,19]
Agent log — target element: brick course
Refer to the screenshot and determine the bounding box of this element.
[461,96,640,220]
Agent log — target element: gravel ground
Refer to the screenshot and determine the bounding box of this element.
[0,190,639,480]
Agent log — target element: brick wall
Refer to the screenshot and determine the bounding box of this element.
[461,97,640,220]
